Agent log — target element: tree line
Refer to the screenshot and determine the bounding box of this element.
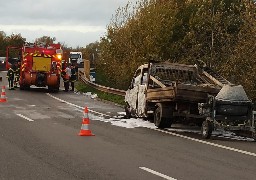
[1,0,256,99]
[0,32,87,62]
[0,31,25,57]
[96,0,256,100]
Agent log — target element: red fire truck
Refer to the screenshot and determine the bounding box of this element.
[6,43,63,91]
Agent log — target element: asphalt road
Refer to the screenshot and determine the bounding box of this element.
[0,71,256,180]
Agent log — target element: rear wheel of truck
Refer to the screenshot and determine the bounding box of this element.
[20,84,30,90]
[154,103,172,128]
[48,86,59,93]
[20,85,24,90]
[201,120,213,139]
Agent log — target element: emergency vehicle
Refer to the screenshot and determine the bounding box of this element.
[69,52,83,66]
[6,43,63,91]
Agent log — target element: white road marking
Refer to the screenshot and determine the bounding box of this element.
[46,93,111,117]
[47,93,256,158]
[16,114,34,122]
[140,167,177,180]
[152,128,256,157]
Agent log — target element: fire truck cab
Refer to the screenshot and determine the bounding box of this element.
[7,43,63,91]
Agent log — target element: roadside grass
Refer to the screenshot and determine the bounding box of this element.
[75,81,125,106]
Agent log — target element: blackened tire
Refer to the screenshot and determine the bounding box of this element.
[124,103,132,119]
[252,132,256,142]
[201,120,213,139]
[154,103,172,128]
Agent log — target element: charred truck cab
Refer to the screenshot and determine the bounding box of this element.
[6,43,63,91]
[125,61,256,140]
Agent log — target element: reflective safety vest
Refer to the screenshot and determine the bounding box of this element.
[70,68,76,82]
[15,67,20,77]
[6,68,15,80]
[61,68,70,82]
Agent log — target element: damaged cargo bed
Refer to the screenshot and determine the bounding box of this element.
[125,61,256,140]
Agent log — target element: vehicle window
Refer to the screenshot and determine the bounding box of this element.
[141,69,148,85]
[133,69,141,86]
[134,69,141,78]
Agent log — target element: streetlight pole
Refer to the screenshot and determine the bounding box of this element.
[210,0,214,68]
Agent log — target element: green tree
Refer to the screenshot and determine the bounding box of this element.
[0,32,26,57]
[4,33,26,58]
[98,0,256,97]
[35,36,56,46]
[5,33,26,47]
[0,31,7,56]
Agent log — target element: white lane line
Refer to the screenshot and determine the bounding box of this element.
[47,93,256,158]
[46,93,111,117]
[140,167,177,180]
[152,128,256,157]
[16,114,34,122]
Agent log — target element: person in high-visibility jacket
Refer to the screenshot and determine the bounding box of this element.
[6,63,16,90]
[14,61,21,88]
[61,65,70,92]
[70,64,76,91]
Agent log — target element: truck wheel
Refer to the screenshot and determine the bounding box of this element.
[252,132,256,141]
[124,103,131,119]
[20,84,30,90]
[201,120,213,139]
[154,103,172,128]
[48,86,59,92]
[20,85,24,90]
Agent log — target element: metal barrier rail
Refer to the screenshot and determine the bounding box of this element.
[78,71,126,97]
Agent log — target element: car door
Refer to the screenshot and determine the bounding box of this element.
[125,69,142,113]
[137,68,148,116]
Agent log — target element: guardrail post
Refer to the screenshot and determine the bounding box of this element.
[84,60,90,79]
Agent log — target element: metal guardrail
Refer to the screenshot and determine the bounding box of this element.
[78,70,126,97]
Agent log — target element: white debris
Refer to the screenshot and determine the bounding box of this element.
[87,112,254,141]
[91,94,98,99]
[85,92,92,96]
[89,113,156,129]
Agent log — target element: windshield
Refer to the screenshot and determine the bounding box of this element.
[69,54,80,59]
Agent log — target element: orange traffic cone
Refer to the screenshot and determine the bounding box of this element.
[78,107,95,136]
[0,86,7,102]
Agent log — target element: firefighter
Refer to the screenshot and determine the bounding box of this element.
[6,62,17,90]
[14,60,21,88]
[75,63,79,80]
[61,65,70,92]
[70,64,77,91]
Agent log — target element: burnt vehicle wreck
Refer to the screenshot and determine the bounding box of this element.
[125,61,256,140]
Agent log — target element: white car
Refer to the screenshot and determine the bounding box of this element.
[0,57,6,70]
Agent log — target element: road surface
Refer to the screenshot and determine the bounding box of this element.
[0,71,255,180]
